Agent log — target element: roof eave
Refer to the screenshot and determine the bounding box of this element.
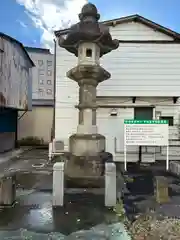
[0,33,35,67]
[54,14,180,40]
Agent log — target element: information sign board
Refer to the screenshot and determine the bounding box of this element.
[124,120,169,171]
[124,120,169,146]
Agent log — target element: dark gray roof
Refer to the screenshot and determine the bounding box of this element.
[25,46,51,54]
[54,14,180,40]
[0,32,35,67]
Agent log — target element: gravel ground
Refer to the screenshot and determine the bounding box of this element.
[131,211,180,240]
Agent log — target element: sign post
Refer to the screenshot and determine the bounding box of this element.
[124,120,169,171]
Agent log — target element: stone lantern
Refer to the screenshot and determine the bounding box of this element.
[58,3,119,185]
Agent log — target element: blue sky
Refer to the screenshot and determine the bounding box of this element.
[1,0,180,49]
[1,0,42,47]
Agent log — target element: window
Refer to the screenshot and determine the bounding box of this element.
[47,70,52,76]
[160,116,174,126]
[47,60,52,66]
[110,108,118,116]
[47,89,52,95]
[39,79,44,85]
[134,107,153,120]
[38,88,44,96]
[38,60,44,67]
[47,80,52,85]
[38,69,44,75]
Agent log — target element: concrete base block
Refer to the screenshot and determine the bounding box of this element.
[0,175,16,207]
[69,133,105,156]
[105,162,116,207]
[53,162,64,207]
[154,176,169,204]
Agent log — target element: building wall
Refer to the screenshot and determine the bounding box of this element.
[98,22,178,97]
[26,48,54,102]
[99,43,180,96]
[0,133,16,152]
[18,48,54,143]
[107,21,173,40]
[0,35,33,110]
[18,106,53,143]
[55,95,180,161]
[96,97,180,162]
[0,34,33,152]
[55,20,180,162]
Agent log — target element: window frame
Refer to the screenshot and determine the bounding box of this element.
[159,116,174,126]
[47,80,52,85]
[46,89,52,95]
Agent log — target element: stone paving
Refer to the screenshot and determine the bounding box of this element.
[6,148,50,172]
[0,148,131,239]
[1,149,180,239]
[0,148,30,177]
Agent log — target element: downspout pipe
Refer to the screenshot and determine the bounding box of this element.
[16,110,28,148]
[52,38,57,141]
[18,110,28,120]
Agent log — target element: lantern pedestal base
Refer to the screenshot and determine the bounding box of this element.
[69,133,105,157]
[64,154,106,188]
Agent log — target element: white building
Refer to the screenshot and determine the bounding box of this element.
[0,33,34,152]
[53,14,180,162]
[25,47,54,104]
[18,47,54,143]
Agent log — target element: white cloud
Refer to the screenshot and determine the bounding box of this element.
[16,0,87,51]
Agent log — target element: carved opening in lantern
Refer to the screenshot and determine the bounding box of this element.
[86,48,92,57]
